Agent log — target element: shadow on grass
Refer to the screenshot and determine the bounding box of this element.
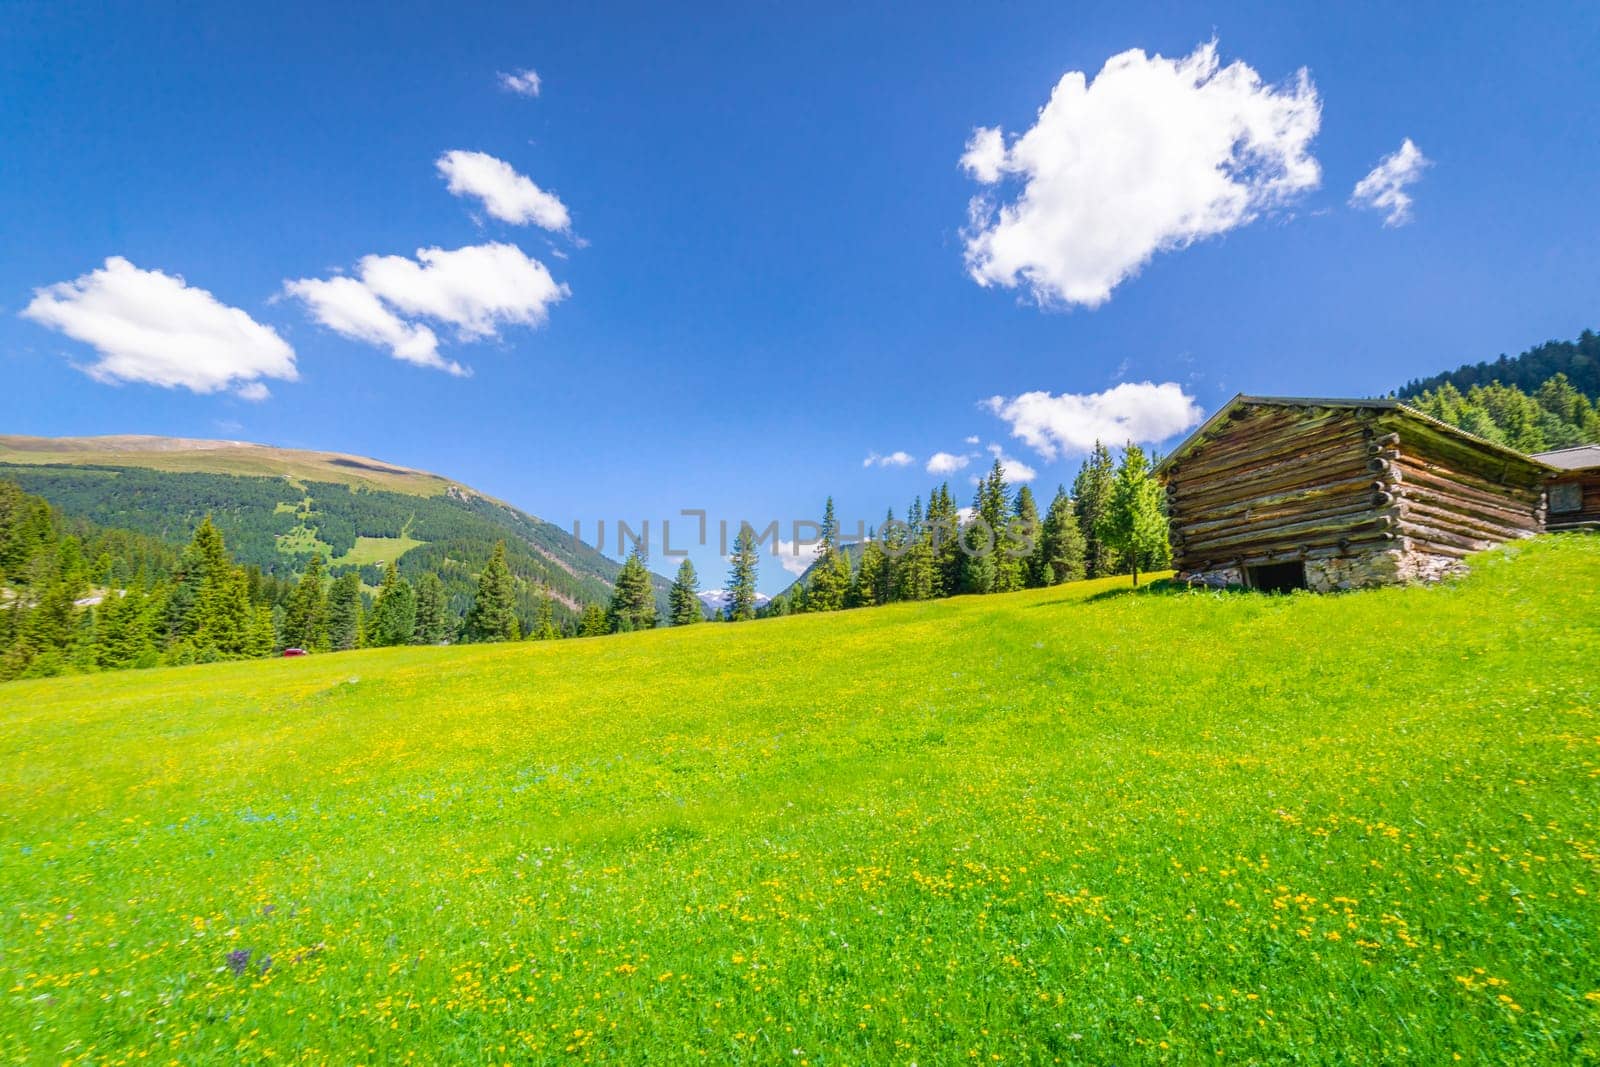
[1029,577,1267,608]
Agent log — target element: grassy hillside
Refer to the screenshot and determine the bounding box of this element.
[0,434,672,624]
[0,435,456,496]
[3,537,1597,1062]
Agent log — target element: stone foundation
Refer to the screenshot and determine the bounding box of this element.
[1303,549,1464,591]
[1180,565,1244,589]
[1179,549,1466,593]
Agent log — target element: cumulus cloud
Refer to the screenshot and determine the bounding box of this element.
[863,450,915,469]
[1350,138,1430,226]
[285,242,567,373]
[284,275,459,376]
[22,256,297,398]
[982,442,1037,484]
[437,150,571,231]
[926,451,971,474]
[984,381,1204,460]
[498,68,542,97]
[961,40,1321,307]
[771,537,821,577]
[963,435,980,446]
[358,243,567,337]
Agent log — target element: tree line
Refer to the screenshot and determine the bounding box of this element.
[751,443,1170,618]
[1406,373,1600,454]
[1400,330,1600,404]
[1,442,1172,679]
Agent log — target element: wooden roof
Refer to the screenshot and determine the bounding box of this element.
[1156,394,1559,476]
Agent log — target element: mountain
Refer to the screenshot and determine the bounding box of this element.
[0,434,670,625]
[697,587,772,617]
[1399,329,1600,400]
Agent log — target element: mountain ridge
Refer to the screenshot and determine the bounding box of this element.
[0,433,671,625]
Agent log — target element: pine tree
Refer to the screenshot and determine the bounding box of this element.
[607,545,657,632]
[281,555,328,651]
[850,537,886,608]
[464,541,519,642]
[995,484,1036,592]
[529,593,560,640]
[369,562,417,646]
[1037,485,1086,585]
[920,486,958,598]
[412,572,449,644]
[166,516,232,642]
[894,499,935,601]
[578,602,609,637]
[326,572,364,651]
[668,558,703,626]
[196,568,255,658]
[1098,444,1169,587]
[1073,442,1119,577]
[725,524,760,622]
[806,497,850,612]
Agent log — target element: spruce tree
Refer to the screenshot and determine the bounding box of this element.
[994,483,1034,592]
[326,572,365,651]
[281,555,328,651]
[529,593,560,640]
[1098,444,1169,587]
[926,485,962,598]
[1038,485,1087,585]
[578,602,609,637]
[1073,442,1119,577]
[850,537,886,608]
[668,558,703,626]
[725,524,760,622]
[895,499,935,601]
[369,562,417,646]
[464,541,519,642]
[412,572,449,644]
[806,497,850,612]
[607,545,657,632]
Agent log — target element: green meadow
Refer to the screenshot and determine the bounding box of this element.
[2,537,1597,1064]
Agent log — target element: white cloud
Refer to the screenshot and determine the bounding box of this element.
[436,150,571,231]
[357,242,568,338]
[235,381,272,402]
[863,450,915,469]
[284,275,461,376]
[926,451,971,474]
[1350,138,1430,226]
[772,537,822,576]
[285,242,566,374]
[22,256,297,398]
[498,68,542,97]
[982,442,1037,483]
[963,435,980,446]
[961,40,1321,307]
[984,381,1204,460]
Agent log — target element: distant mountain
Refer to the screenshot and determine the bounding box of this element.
[697,588,772,617]
[0,434,671,626]
[1399,329,1600,400]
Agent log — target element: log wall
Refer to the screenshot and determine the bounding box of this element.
[1381,414,1546,557]
[1165,406,1386,575]
[1164,401,1550,587]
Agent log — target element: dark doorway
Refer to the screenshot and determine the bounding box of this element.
[1247,561,1307,593]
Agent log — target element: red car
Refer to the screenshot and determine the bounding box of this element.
[281,647,309,657]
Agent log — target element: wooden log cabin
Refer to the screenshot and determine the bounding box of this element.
[1155,396,1554,592]
[1533,444,1600,531]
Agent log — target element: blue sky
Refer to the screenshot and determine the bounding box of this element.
[3,2,1598,591]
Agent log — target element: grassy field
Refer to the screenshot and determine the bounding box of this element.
[336,534,427,568]
[2,538,1597,1063]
